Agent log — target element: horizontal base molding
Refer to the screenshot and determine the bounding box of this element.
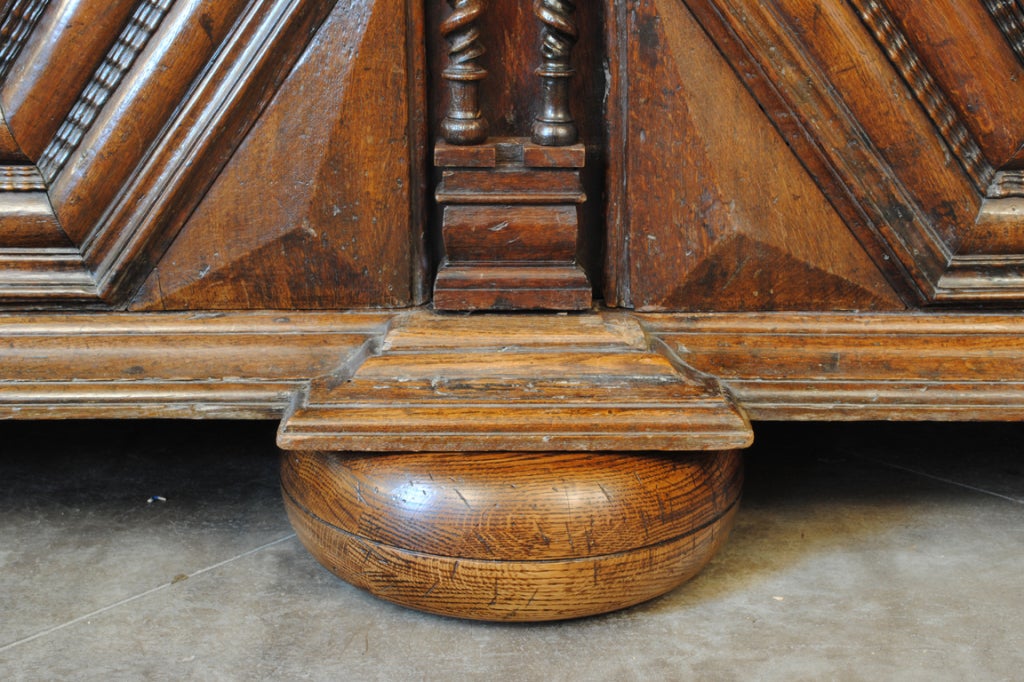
[2,310,1024,429]
[433,264,593,311]
[278,311,753,452]
[644,313,1024,421]
[0,312,391,420]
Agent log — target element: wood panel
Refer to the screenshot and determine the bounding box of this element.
[278,310,753,452]
[605,0,905,310]
[646,312,1024,420]
[131,0,428,310]
[657,0,1024,304]
[0,0,426,309]
[0,311,390,419]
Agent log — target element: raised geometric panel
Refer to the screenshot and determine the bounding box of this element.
[0,0,425,309]
[605,0,904,310]
[131,0,427,309]
[674,0,1024,304]
[874,0,1024,170]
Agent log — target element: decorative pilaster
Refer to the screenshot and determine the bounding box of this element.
[432,138,591,311]
[532,0,577,146]
[441,0,488,145]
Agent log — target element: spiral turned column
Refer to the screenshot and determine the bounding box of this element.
[532,0,577,146]
[441,0,488,145]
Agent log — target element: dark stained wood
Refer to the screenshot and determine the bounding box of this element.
[532,0,578,146]
[441,205,579,261]
[0,191,69,248]
[281,448,742,621]
[278,311,753,452]
[5,309,1024,425]
[431,264,592,310]
[131,0,428,309]
[604,0,906,310]
[0,311,390,419]
[0,109,28,163]
[0,0,137,160]
[433,138,591,310]
[0,0,427,308]
[878,0,1024,170]
[660,0,1024,303]
[427,0,606,290]
[8,0,1024,624]
[645,312,1024,421]
[440,0,488,144]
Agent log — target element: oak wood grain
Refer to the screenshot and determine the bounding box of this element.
[278,310,753,452]
[605,0,905,310]
[646,312,1024,420]
[282,448,742,621]
[0,311,390,419]
[130,0,427,309]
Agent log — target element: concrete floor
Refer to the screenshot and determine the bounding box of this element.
[0,420,1021,681]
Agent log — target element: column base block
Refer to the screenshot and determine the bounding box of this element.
[432,263,592,311]
[281,449,742,622]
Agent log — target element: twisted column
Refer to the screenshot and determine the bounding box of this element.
[441,0,488,145]
[532,0,577,146]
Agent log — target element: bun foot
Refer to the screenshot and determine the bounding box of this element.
[281,450,742,622]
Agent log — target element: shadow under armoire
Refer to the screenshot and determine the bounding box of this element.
[2,0,1022,620]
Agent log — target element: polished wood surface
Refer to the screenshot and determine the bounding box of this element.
[432,138,591,310]
[3,309,1024,423]
[671,0,1024,303]
[647,312,1024,421]
[0,311,389,419]
[0,0,426,307]
[278,310,753,452]
[282,448,742,621]
[4,0,1024,622]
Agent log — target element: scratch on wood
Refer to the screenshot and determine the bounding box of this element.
[474,531,494,554]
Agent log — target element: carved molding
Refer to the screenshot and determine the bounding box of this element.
[986,170,1024,199]
[0,0,342,304]
[0,311,390,418]
[279,310,753,452]
[36,0,172,183]
[673,0,1024,303]
[4,309,1024,424]
[0,165,45,191]
[0,0,47,82]
[850,0,994,191]
[646,312,1024,420]
[983,0,1024,66]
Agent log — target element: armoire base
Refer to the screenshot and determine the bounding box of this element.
[280,449,742,621]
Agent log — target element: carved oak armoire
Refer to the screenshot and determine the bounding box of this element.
[3,0,1023,621]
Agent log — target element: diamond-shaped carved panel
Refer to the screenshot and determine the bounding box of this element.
[0,0,425,308]
[606,0,904,311]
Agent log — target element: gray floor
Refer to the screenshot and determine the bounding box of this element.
[0,420,1021,681]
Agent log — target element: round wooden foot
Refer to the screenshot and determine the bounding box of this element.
[281,450,742,621]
